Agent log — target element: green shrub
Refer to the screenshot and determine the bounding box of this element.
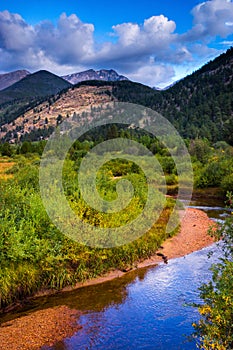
[165,174,178,185]
[192,193,233,349]
[221,174,233,193]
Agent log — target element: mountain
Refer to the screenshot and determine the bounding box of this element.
[156,47,233,143]
[153,80,181,91]
[0,48,232,144]
[108,48,233,144]
[0,70,71,105]
[0,70,31,91]
[62,69,129,84]
[0,70,72,129]
[0,83,116,142]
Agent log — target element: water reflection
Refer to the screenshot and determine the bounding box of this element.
[0,268,150,326]
[2,199,225,349]
[182,197,230,223]
[42,243,222,350]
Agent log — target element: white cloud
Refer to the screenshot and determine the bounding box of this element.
[0,1,233,87]
[90,14,186,75]
[0,11,35,51]
[112,23,140,46]
[35,13,95,64]
[144,15,176,35]
[0,11,94,72]
[220,40,233,45]
[110,15,176,56]
[128,64,175,88]
[190,0,233,38]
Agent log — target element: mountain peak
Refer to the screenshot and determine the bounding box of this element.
[0,70,31,91]
[62,69,129,85]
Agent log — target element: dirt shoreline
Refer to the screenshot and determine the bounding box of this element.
[0,306,81,350]
[137,207,216,268]
[0,208,217,350]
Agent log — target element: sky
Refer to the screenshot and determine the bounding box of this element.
[0,0,233,87]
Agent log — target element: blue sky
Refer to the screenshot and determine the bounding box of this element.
[0,0,233,87]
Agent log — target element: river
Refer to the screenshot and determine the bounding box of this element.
[1,199,228,349]
[37,199,226,350]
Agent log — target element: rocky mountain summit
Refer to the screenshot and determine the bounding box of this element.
[62,69,129,85]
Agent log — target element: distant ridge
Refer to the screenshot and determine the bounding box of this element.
[0,48,232,144]
[0,70,72,105]
[0,70,31,91]
[62,69,129,85]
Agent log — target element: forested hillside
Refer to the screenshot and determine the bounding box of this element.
[113,47,233,143]
[157,47,233,143]
[0,48,232,144]
[0,71,71,129]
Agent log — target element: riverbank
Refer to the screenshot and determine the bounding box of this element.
[59,207,216,286]
[137,208,216,268]
[0,208,217,350]
[0,305,81,350]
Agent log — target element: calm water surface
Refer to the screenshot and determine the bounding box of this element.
[3,200,226,350]
[42,199,226,350]
[43,243,222,350]
[186,197,230,223]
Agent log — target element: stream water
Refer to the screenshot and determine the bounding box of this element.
[1,199,228,349]
[39,198,227,350]
[43,244,222,350]
[185,197,230,223]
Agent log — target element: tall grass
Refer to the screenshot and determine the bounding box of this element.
[0,156,177,309]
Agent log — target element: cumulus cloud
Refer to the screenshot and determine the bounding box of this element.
[35,13,94,64]
[128,64,175,88]
[0,11,94,72]
[102,15,177,61]
[182,0,233,41]
[113,15,176,47]
[0,11,34,50]
[0,11,38,70]
[0,1,233,87]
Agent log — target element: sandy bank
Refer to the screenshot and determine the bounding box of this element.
[60,207,216,288]
[0,305,81,350]
[137,208,216,268]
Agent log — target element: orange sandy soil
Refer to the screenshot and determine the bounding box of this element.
[0,306,81,350]
[0,208,216,350]
[137,208,216,268]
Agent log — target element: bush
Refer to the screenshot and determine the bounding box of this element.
[189,139,211,163]
[195,158,232,188]
[0,156,176,308]
[221,174,233,193]
[192,192,233,349]
[165,174,178,185]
